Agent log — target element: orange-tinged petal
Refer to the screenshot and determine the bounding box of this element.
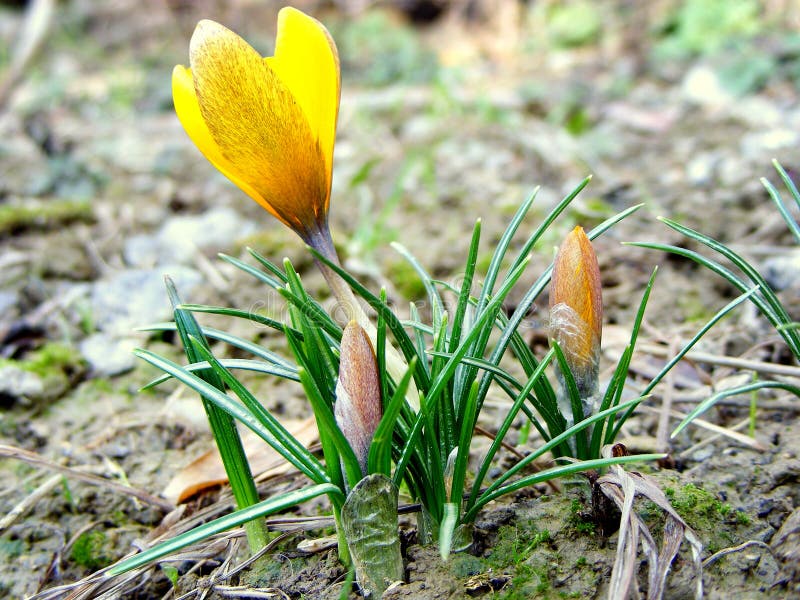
[188,19,329,239]
[550,226,603,375]
[172,65,272,217]
[270,7,340,206]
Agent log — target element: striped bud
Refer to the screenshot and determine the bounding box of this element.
[550,226,603,398]
[335,320,382,476]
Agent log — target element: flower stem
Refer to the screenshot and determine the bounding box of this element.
[306,225,420,411]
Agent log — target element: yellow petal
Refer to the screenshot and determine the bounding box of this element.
[172,64,273,217]
[271,7,340,207]
[188,19,328,237]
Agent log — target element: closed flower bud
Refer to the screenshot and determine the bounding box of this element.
[550,226,603,398]
[335,321,382,476]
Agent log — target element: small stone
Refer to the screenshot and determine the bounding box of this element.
[730,96,782,127]
[762,251,800,292]
[772,507,800,578]
[79,333,137,377]
[0,365,44,407]
[90,266,201,335]
[688,444,714,463]
[682,65,735,109]
[0,290,18,314]
[0,127,51,196]
[741,129,800,160]
[124,207,255,267]
[685,152,720,186]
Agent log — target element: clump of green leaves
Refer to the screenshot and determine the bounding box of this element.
[546,1,602,48]
[110,177,664,582]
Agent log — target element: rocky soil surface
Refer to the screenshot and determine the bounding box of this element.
[1,1,799,598]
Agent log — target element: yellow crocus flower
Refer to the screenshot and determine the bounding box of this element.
[172,7,340,246]
[172,9,419,411]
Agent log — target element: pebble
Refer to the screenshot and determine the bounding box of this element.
[89,265,202,336]
[0,365,44,406]
[78,333,137,377]
[681,65,736,110]
[123,207,255,268]
[762,250,800,292]
[0,291,18,315]
[685,152,720,186]
[740,129,800,161]
[0,128,51,196]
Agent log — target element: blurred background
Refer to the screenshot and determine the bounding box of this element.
[2,1,800,595]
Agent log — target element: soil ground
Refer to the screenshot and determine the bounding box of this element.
[1,1,799,598]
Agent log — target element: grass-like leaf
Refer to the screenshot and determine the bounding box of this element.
[106,483,342,576]
[141,359,298,391]
[609,287,760,441]
[134,348,328,484]
[177,303,293,336]
[138,322,295,367]
[368,358,417,477]
[165,279,266,551]
[467,395,645,518]
[671,380,800,437]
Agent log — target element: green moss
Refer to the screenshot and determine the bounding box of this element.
[70,530,112,570]
[670,483,731,525]
[385,259,427,301]
[0,537,24,559]
[486,519,552,569]
[449,554,486,578]
[4,343,83,382]
[568,498,596,535]
[0,200,93,236]
[503,564,551,598]
[735,510,752,525]
[0,342,85,402]
[18,343,78,378]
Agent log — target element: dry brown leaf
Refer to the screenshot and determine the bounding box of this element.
[598,447,703,600]
[163,417,319,504]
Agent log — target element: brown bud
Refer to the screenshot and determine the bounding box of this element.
[335,320,382,476]
[549,226,603,395]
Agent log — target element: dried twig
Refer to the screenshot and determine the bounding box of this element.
[678,417,750,459]
[0,0,55,108]
[636,405,766,451]
[0,444,174,511]
[638,343,800,379]
[0,473,62,533]
[702,540,774,568]
[598,451,703,600]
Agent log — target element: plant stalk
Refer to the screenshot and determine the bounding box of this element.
[306,226,419,411]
